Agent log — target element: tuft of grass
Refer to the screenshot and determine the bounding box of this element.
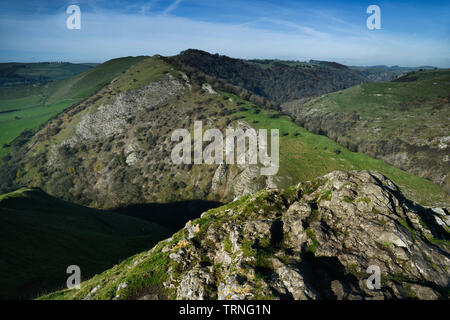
[343,196,355,203]
[306,228,320,255]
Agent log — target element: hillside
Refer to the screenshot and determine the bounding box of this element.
[41,171,450,300]
[349,65,436,82]
[283,69,450,194]
[0,62,97,88]
[0,187,170,299]
[167,49,369,104]
[0,55,448,209]
[0,56,147,157]
[248,61,429,82]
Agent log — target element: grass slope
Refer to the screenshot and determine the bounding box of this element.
[310,69,449,131]
[0,56,147,157]
[0,187,169,300]
[39,179,449,300]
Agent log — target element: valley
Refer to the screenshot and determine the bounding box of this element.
[0,51,448,300]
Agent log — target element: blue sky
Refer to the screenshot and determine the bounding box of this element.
[0,0,449,66]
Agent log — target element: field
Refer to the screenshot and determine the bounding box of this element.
[311,69,450,139]
[0,62,97,87]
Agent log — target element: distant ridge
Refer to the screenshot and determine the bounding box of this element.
[167,49,369,104]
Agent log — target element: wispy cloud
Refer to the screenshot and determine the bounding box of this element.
[140,0,158,15]
[0,0,448,66]
[242,17,329,39]
[163,0,182,15]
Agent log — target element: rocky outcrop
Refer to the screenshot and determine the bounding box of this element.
[62,77,184,147]
[163,170,449,300]
[45,171,449,300]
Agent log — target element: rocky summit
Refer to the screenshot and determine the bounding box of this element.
[42,170,450,300]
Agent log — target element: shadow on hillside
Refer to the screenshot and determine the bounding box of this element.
[113,200,223,233]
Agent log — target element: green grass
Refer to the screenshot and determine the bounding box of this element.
[304,69,450,154]
[39,229,189,300]
[0,56,147,157]
[0,187,170,300]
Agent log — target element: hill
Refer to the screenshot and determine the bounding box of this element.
[40,171,450,300]
[246,61,435,82]
[349,65,436,82]
[283,69,450,194]
[0,187,170,299]
[0,55,448,211]
[0,62,97,88]
[166,49,370,104]
[0,56,147,157]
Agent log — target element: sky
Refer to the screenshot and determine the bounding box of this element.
[0,0,449,67]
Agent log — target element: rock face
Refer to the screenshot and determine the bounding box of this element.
[45,171,449,300]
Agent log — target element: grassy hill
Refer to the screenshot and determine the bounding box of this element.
[349,65,436,82]
[0,187,170,299]
[0,62,97,87]
[0,56,147,157]
[1,55,448,208]
[283,69,450,195]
